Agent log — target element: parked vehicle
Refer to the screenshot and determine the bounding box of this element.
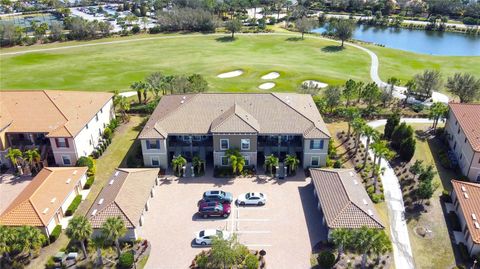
[198,201,231,218]
[202,190,233,203]
[237,192,267,206]
[195,229,231,245]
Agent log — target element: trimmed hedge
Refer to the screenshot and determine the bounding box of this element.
[118,251,135,268]
[65,195,82,216]
[84,176,94,189]
[49,225,62,243]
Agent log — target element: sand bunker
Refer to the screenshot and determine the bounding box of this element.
[261,72,280,80]
[217,70,243,78]
[302,80,328,88]
[259,82,276,90]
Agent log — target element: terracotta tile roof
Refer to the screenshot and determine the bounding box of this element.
[0,167,88,227]
[449,103,480,152]
[139,93,330,139]
[310,168,384,229]
[87,168,159,228]
[452,180,480,244]
[0,90,113,138]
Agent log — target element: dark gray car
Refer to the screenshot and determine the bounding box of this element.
[202,190,233,203]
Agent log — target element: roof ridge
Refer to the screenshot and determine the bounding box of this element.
[112,201,136,227]
[452,180,480,188]
[28,199,47,225]
[214,104,259,132]
[331,202,354,226]
[43,91,73,137]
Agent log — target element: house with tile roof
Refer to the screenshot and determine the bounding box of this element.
[0,90,114,168]
[445,103,480,182]
[310,168,384,235]
[87,168,159,240]
[0,167,88,236]
[450,180,480,257]
[138,93,331,172]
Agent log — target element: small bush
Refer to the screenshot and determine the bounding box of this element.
[65,195,82,216]
[244,254,259,269]
[371,193,383,203]
[103,127,113,140]
[49,225,62,243]
[84,176,94,189]
[366,185,375,195]
[317,250,336,268]
[333,160,342,168]
[76,156,96,176]
[118,251,134,268]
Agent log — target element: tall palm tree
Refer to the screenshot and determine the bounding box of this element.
[343,107,360,138]
[0,225,16,262]
[171,155,187,176]
[6,148,22,172]
[117,96,130,123]
[330,228,352,258]
[23,149,41,174]
[264,154,279,176]
[192,156,204,175]
[130,81,145,104]
[352,227,392,269]
[284,154,300,175]
[92,234,105,267]
[66,216,92,260]
[101,217,127,259]
[362,126,379,168]
[16,226,46,258]
[372,140,394,191]
[352,118,366,154]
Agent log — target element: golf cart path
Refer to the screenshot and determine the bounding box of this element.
[0,33,449,102]
[362,117,433,269]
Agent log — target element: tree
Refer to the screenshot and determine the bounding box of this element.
[130,81,146,104]
[50,21,64,41]
[192,155,205,175]
[399,136,416,161]
[417,179,435,203]
[324,86,342,113]
[295,17,317,39]
[409,160,424,181]
[445,73,480,103]
[351,227,392,269]
[404,79,417,107]
[23,149,40,174]
[15,226,46,258]
[391,122,413,150]
[76,156,96,176]
[284,154,300,175]
[330,228,351,258]
[210,234,240,269]
[66,216,92,260]
[0,225,16,262]
[362,126,379,167]
[145,72,164,96]
[92,234,105,267]
[331,19,355,47]
[187,74,209,93]
[225,19,242,38]
[414,70,442,97]
[428,102,448,130]
[226,149,246,175]
[343,79,357,107]
[352,117,366,154]
[5,148,22,173]
[384,110,400,140]
[372,140,393,190]
[343,107,360,138]
[264,154,279,176]
[101,217,127,258]
[117,96,130,122]
[171,155,187,176]
[361,82,381,108]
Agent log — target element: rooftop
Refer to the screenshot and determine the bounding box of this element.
[0,167,88,227]
[452,180,480,244]
[310,168,384,229]
[449,103,480,152]
[0,90,113,137]
[139,93,330,139]
[87,168,159,228]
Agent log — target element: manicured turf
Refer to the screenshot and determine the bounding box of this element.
[0,34,371,92]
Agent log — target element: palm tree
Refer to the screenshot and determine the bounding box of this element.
[362,126,379,168]
[0,225,16,263]
[284,154,300,175]
[352,118,366,154]
[429,102,448,130]
[92,234,105,267]
[372,140,394,190]
[66,216,92,260]
[130,81,145,104]
[352,227,392,269]
[101,217,127,259]
[23,149,41,174]
[16,226,46,258]
[330,228,352,258]
[171,155,187,176]
[6,148,22,173]
[192,156,204,175]
[226,149,246,175]
[117,96,130,122]
[343,107,360,138]
[264,154,279,176]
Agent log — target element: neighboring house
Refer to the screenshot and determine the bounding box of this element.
[0,167,88,236]
[87,168,159,240]
[0,90,114,167]
[310,168,384,237]
[444,103,480,182]
[451,180,480,257]
[138,93,330,170]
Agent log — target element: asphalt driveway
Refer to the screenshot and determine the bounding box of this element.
[138,174,327,269]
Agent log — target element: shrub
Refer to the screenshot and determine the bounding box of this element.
[103,127,113,140]
[244,254,259,269]
[118,252,134,268]
[371,193,383,203]
[65,195,82,216]
[366,185,375,195]
[49,225,62,243]
[131,25,140,34]
[196,251,208,269]
[317,250,336,268]
[84,176,94,189]
[76,156,96,176]
[333,160,342,168]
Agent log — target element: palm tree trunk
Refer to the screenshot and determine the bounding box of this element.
[363,138,370,167]
[80,240,88,260]
[361,253,367,269]
[347,123,351,138]
[115,239,121,258]
[96,247,103,266]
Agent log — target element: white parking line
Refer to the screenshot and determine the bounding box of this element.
[235,207,269,210]
[235,231,271,234]
[234,219,270,222]
[244,244,273,247]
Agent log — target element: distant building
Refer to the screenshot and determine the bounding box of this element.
[0,90,114,168]
[87,168,159,240]
[310,168,384,236]
[444,103,480,182]
[0,167,88,236]
[451,180,480,257]
[138,93,331,171]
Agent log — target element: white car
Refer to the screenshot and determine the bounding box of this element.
[237,192,267,206]
[195,229,230,245]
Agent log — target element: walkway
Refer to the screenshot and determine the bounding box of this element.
[361,118,433,269]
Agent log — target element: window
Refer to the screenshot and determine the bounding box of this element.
[454,141,457,150]
[62,155,71,165]
[146,140,160,149]
[477,173,480,182]
[220,139,229,150]
[95,114,99,122]
[86,123,89,129]
[100,108,103,113]
[458,128,461,134]
[311,156,320,166]
[243,155,250,166]
[465,137,467,143]
[56,138,68,148]
[221,156,229,166]
[193,136,201,141]
[182,136,191,142]
[310,140,324,150]
[241,139,250,150]
[151,157,159,166]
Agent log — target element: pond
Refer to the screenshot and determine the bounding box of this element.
[312,24,480,56]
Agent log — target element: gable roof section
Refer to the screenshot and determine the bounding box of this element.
[0,167,88,227]
[310,168,384,229]
[87,168,159,228]
[452,180,480,244]
[139,93,330,139]
[0,90,113,138]
[449,103,480,152]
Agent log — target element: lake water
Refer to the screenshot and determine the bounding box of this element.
[312,24,480,56]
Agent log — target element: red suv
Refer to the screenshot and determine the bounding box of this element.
[198,201,231,218]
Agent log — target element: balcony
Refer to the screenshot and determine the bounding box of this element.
[258,136,302,148]
[168,137,213,148]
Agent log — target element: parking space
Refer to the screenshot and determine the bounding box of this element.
[0,174,33,214]
[138,175,327,269]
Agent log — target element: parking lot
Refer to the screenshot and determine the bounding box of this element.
[138,174,327,269]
